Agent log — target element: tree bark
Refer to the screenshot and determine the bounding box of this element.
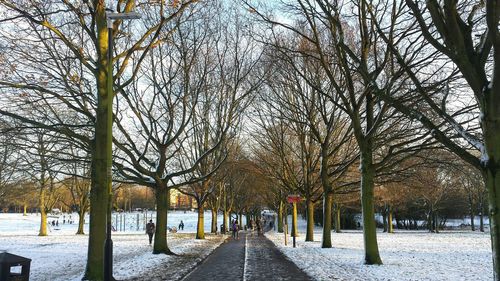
[434,212,439,233]
[77,207,86,235]
[360,147,382,264]
[480,211,485,232]
[471,210,476,231]
[38,188,47,236]
[322,193,333,248]
[482,166,500,279]
[196,204,205,239]
[428,210,433,232]
[305,199,314,241]
[83,7,113,278]
[388,206,394,234]
[223,210,229,234]
[336,204,342,233]
[211,208,217,233]
[382,207,387,233]
[278,201,284,233]
[153,185,174,254]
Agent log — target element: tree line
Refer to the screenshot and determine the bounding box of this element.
[0,0,499,280]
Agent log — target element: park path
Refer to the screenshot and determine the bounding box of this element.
[181,231,312,281]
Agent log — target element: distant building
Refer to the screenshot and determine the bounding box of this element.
[169,189,196,210]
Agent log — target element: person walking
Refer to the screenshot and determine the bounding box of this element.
[179,220,184,231]
[231,220,236,239]
[232,219,239,239]
[146,219,155,245]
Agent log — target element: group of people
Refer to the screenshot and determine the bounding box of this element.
[50,215,75,228]
[145,216,275,244]
[145,219,185,245]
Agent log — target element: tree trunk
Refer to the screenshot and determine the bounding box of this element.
[223,210,229,234]
[77,207,86,235]
[336,204,341,233]
[360,148,382,264]
[84,154,109,280]
[196,204,205,239]
[382,207,387,233]
[322,193,333,248]
[471,210,476,231]
[434,212,439,233]
[388,206,394,234]
[428,211,433,232]
[483,166,500,280]
[23,203,27,216]
[305,199,314,241]
[39,210,47,236]
[211,208,217,233]
[284,203,289,233]
[38,189,47,236]
[239,212,243,228]
[153,186,173,254]
[480,211,485,232]
[278,201,284,233]
[291,202,298,237]
[83,8,114,278]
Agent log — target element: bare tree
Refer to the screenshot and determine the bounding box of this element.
[0,123,21,202]
[367,0,500,277]
[261,34,358,246]
[16,129,62,236]
[246,0,435,263]
[0,1,197,278]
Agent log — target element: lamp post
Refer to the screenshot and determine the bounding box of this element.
[104,10,141,281]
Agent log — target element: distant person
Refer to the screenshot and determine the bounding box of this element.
[232,220,239,239]
[56,220,59,227]
[179,220,184,231]
[52,220,55,226]
[146,219,155,245]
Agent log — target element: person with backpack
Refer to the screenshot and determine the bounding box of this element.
[146,219,155,245]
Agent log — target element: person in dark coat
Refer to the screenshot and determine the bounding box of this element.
[146,219,155,245]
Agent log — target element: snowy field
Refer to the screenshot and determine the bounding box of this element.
[0,210,224,235]
[267,218,492,281]
[0,211,493,281]
[0,211,227,281]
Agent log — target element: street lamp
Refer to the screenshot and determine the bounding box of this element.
[104,10,141,281]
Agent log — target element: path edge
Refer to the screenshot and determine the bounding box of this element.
[176,234,231,281]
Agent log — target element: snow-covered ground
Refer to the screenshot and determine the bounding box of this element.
[267,218,492,281]
[0,210,224,235]
[1,211,493,281]
[0,211,227,281]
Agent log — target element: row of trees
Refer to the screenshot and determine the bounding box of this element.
[242,0,498,278]
[0,1,263,280]
[0,0,498,280]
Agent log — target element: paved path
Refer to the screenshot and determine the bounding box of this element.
[181,231,312,281]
